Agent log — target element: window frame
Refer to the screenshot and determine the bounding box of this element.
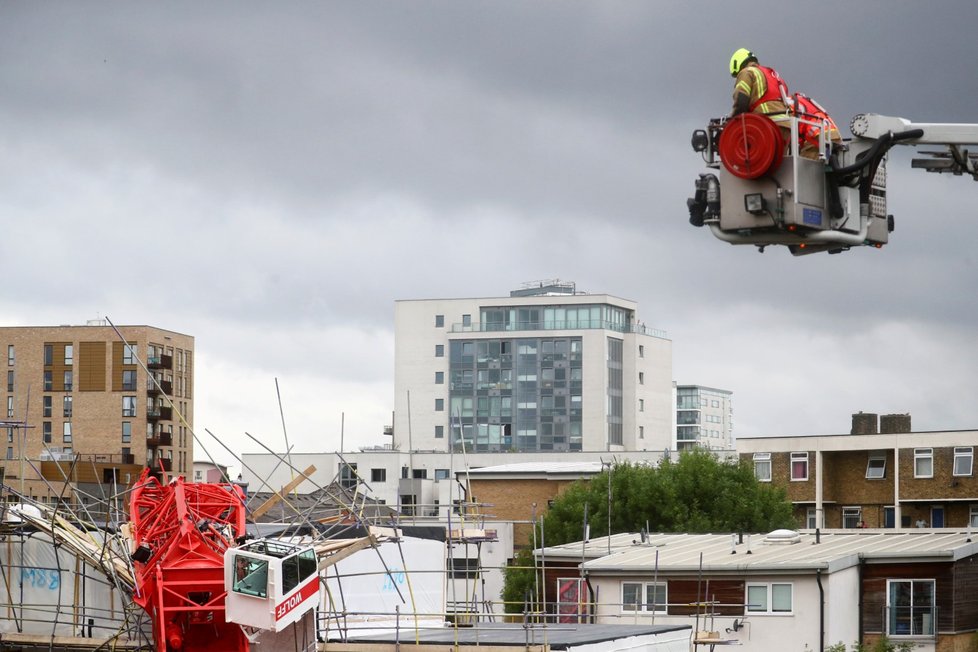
[953,447,974,477]
[790,451,809,481]
[370,468,387,483]
[886,578,935,637]
[620,581,667,614]
[753,453,772,482]
[866,455,887,479]
[914,448,934,479]
[746,582,793,615]
[969,504,978,528]
[842,506,862,529]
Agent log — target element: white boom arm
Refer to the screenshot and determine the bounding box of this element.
[850,113,978,179]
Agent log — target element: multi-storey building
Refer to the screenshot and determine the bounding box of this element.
[0,321,194,504]
[675,384,733,451]
[738,413,978,530]
[393,281,673,454]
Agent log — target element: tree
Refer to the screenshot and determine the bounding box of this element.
[542,449,795,546]
[501,449,795,611]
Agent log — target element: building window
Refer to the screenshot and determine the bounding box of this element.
[63,370,73,392]
[371,468,387,483]
[638,372,644,385]
[63,396,72,418]
[63,422,72,443]
[42,396,52,418]
[5,447,11,460]
[434,425,444,439]
[842,506,862,529]
[638,344,644,358]
[886,579,935,636]
[435,468,450,480]
[7,345,13,365]
[122,369,137,391]
[122,396,136,417]
[43,371,52,391]
[914,448,934,478]
[122,422,131,443]
[747,583,792,614]
[339,463,357,490]
[64,344,73,366]
[462,314,471,327]
[449,557,479,579]
[435,371,444,384]
[435,344,444,357]
[123,344,137,365]
[806,507,818,529]
[866,455,886,479]
[638,399,644,412]
[42,422,52,443]
[43,344,53,366]
[790,452,809,481]
[6,370,12,392]
[970,505,978,528]
[953,447,974,477]
[753,453,771,482]
[639,426,644,440]
[435,398,444,411]
[621,582,667,613]
[435,315,444,328]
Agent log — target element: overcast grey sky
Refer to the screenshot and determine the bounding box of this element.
[2,2,977,466]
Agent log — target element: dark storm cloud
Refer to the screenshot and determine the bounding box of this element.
[1,2,977,448]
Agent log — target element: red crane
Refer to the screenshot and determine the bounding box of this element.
[129,469,249,652]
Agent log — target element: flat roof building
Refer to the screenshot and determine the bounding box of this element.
[394,281,673,454]
[0,321,194,505]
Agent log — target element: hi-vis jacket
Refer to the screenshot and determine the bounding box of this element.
[732,62,789,124]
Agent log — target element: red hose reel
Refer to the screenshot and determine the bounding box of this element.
[718,113,785,179]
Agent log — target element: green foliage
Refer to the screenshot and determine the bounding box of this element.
[827,638,915,652]
[500,548,537,614]
[541,449,795,547]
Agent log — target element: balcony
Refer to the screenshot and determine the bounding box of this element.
[146,406,173,421]
[158,458,173,472]
[146,379,173,395]
[39,453,140,483]
[146,431,173,447]
[147,354,173,370]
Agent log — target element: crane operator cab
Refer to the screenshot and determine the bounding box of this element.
[225,539,320,633]
[687,110,898,256]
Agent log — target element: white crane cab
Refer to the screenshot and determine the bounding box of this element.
[225,539,320,632]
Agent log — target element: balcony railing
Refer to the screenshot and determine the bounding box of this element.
[146,406,173,421]
[451,320,667,338]
[147,354,173,370]
[146,379,173,395]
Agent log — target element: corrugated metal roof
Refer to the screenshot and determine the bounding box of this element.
[539,530,978,575]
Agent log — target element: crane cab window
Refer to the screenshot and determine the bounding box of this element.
[233,555,269,598]
[282,549,318,595]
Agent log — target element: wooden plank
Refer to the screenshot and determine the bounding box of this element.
[250,465,317,520]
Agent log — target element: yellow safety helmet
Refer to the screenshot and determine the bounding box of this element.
[729,48,755,77]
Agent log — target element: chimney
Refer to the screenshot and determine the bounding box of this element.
[851,412,879,435]
[880,413,911,434]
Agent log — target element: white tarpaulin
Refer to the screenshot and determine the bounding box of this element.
[321,536,445,638]
[0,531,132,639]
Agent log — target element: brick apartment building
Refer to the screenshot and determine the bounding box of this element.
[738,413,978,529]
[0,322,194,505]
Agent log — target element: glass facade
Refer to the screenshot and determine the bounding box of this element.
[478,304,630,333]
[449,336,583,452]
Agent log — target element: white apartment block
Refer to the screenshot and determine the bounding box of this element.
[675,384,733,451]
[394,281,674,455]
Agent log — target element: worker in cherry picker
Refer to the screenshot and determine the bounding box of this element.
[729,48,791,142]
